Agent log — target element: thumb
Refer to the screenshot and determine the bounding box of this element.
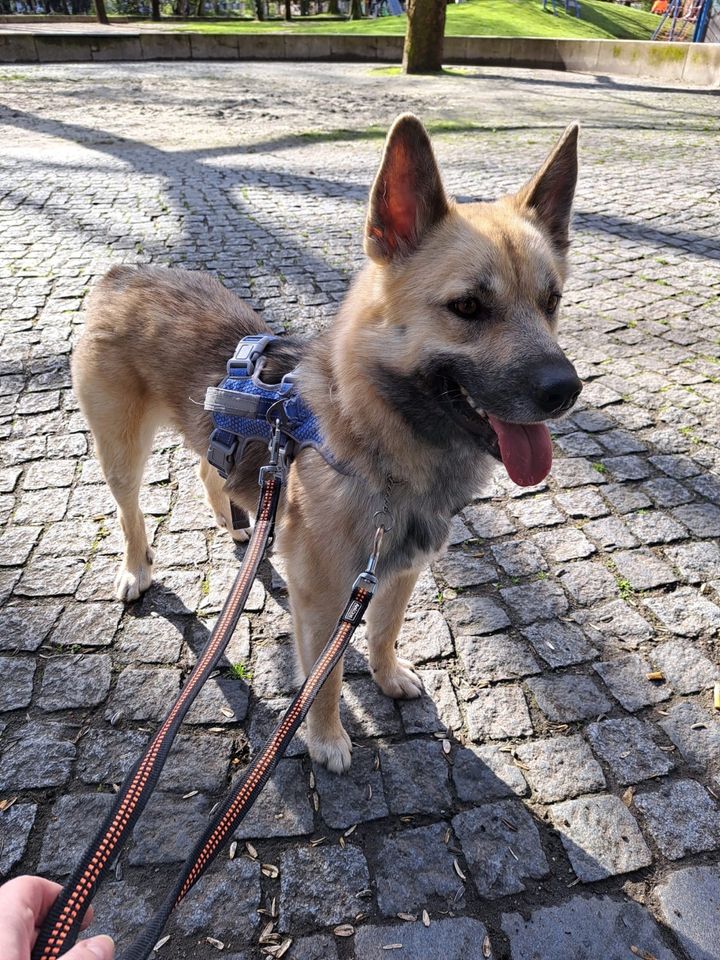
[62,934,115,960]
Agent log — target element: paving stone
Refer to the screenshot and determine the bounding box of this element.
[15,556,85,596]
[314,744,388,829]
[453,741,527,808]
[0,602,63,651]
[655,864,720,960]
[651,639,717,694]
[0,721,76,790]
[278,845,370,932]
[462,504,516,538]
[0,655,35,710]
[521,621,597,668]
[465,684,533,741]
[355,917,489,960]
[540,526,596,563]
[625,509,688,546]
[342,676,402,739]
[659,701,720,774]
[283,936,338,960]
[433,550,496,588]
[584,517,639,551]
[232,759,313,839]
[665,540,720,583]
[0,804,37,877]
[380,740,452,815]
[172,857,261,944]
[129,792,211,865]
[38,653,111,711]
[83,878,154,945]
[555,489,609,519]
[602,483,652,515]
[376,822,464,915]
[188,614,250,667]
[552,458,608,489]
[185,675,249,724]
[611,548,678,592]
[500,581,568,624]
[158,732,233,794]
[38,793,115,876]
[113,615,183,663]
[508,496,565,527]
[453,801,549,898]
[549,794,652,881]
[444,595,510,635]
[456,633,540,684]
[396,609,454,664]
[502,895,677,960]
[634,780,720,859]
[527,674,612,722]
[0,526,41,566]
[672,503,720,538]
[574,598,654,647]
[642,588,720,636]
[50,602,122,648]
[399,668,462,734]
[586,717,675,785]
[76,727,149,784]
[491,540,547,577]
[248,696,307,758]
[515,734,605,803]
[556,559,618,605]
[251,637,298,698]
[106,667,181,722]
[593,654,672,711]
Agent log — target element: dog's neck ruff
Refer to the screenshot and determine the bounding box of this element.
[205,334,349,478]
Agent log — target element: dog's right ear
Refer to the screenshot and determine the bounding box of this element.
[365,115,449,265]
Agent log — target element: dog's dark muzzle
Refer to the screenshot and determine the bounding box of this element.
[530,360,583,416]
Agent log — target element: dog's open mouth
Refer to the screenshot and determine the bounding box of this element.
[442,379,553,487]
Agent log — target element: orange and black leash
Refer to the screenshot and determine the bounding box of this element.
[32,429,382,960]
[31,450,285,960]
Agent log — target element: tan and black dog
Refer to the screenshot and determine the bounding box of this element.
[73,115,582,773]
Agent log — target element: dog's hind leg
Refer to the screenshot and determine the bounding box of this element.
[366,567,423,700]
[198,457,250,543]
[74,367,160,602]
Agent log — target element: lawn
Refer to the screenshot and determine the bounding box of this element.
[157,0,660,41]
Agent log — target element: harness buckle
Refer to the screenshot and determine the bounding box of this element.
[207,430,238,479]
[226,334,276,377]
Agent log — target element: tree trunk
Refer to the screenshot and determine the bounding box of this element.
[254,0,265,18]
[95,0,109,24]
[195,0,203,14]
[349,0,362,17]
[402,0,446,73]
[328,0,339,10]
[151,0,161,18]
[284,0,292,17]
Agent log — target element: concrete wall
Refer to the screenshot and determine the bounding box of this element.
[0,30,717,86]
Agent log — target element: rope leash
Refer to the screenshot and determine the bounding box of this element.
[32,422,386,959]
[31,465,283,960]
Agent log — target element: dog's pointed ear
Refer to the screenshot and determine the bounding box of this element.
[365,114,449,264]
[516,123,579,252]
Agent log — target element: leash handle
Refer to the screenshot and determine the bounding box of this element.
[31,470,283,960]
[119,568,377,960]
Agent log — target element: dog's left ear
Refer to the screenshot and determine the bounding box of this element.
[365,114,449,264]
[516,124,579,252]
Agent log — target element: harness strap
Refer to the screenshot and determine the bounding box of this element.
[31,469,283,960]
[120,569,376,960]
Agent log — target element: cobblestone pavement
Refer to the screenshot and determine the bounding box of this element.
[1,61,719,960]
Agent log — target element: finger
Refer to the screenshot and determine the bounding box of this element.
[0,876,64,957]
[63,934,115,960]
[80,904,95,931]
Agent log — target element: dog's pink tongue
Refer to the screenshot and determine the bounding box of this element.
[486,414,553,487]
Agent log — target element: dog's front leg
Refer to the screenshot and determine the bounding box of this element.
[366,567,423,700]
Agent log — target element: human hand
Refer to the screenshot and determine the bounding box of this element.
[0,876,114,960]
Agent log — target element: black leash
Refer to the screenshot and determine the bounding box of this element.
[32,429,383,960]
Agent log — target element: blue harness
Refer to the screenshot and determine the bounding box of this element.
[204,334,342,478]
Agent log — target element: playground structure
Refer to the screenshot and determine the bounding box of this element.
[651,0,718,40]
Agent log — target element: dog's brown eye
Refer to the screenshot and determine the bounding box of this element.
[546,292,561,314]
[449,297,482,320]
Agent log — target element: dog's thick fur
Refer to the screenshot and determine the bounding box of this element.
[73,116,582,772]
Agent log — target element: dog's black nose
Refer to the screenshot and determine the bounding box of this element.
[534,366,583,415]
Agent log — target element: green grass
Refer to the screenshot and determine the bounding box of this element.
[229,662,253,682]
[153,0,659,41]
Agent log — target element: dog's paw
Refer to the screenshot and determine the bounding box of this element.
[373,657,423,700]
[307,726,353,774]
[114,561,153,602]
[214,511,251,543]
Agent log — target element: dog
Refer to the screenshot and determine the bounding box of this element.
[72,115,582,773]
